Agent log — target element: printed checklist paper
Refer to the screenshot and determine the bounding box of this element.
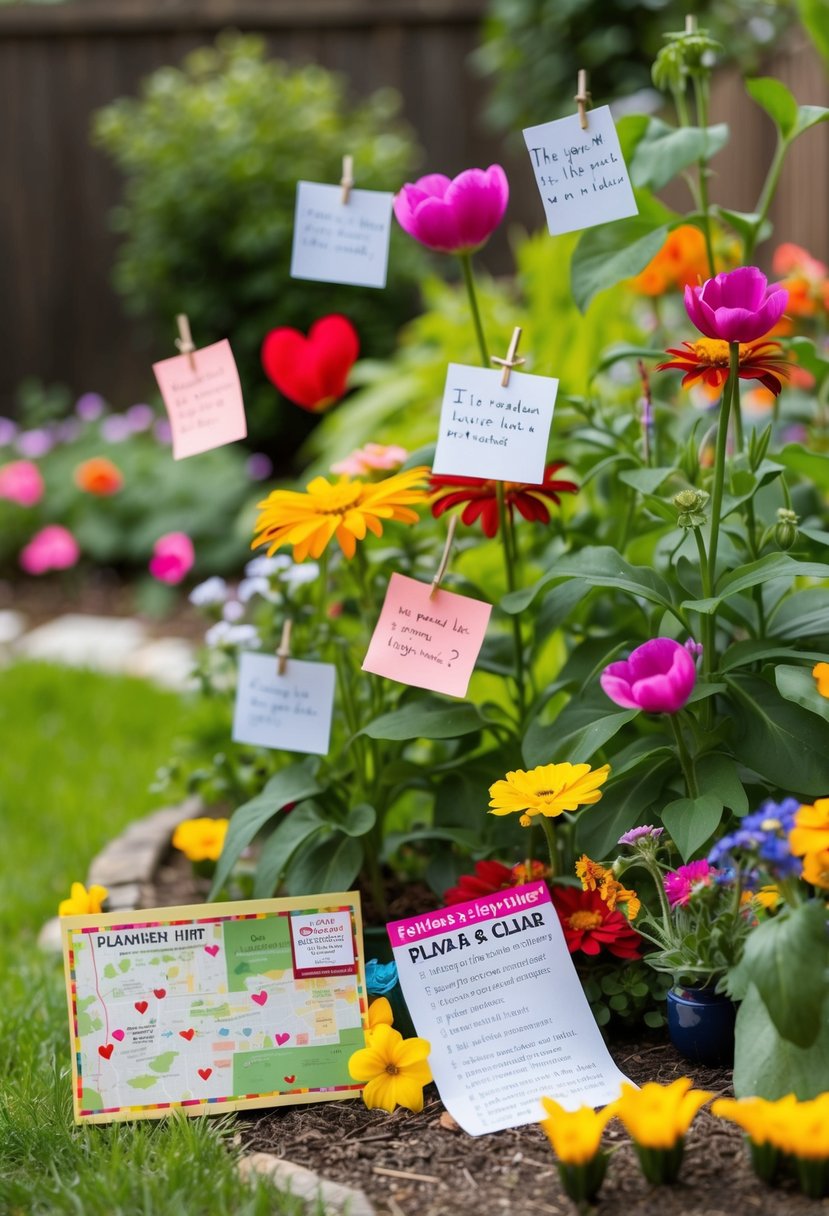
[388,881,631,1135]
[152,339,247,460]
[61,895,367,1123]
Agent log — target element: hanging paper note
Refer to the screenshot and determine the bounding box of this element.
[232,652,335,756]
[388,881,631,1136]
[432,364,558,483]
[61,892,367,1124]
[523,105,637,235]
[362,573,491,698]
[152,339,247,460]
[290,182,393,289]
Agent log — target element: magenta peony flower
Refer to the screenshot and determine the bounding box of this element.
[600,638,697,714]
[149,532,195,584]
[20,525,80,575]
[684,267,788,343]
[0,460,44,507]
[393,165,509,254]
[664,860,715,907]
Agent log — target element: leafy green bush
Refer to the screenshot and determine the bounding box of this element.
[93,34,424,455]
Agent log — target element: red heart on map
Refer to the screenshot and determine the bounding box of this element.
[111,1029,125,1042]
[98,1044,114,1060]
[179,1028,195,1041]
[275,1032,290,1046]
[198,1068,212,1081]
[283,1075,296,1085]
[251,991,268,1006]
[204,945,220,957]
[153,988,166,999]
[135,1001,149,1014]
[261,315,359,413]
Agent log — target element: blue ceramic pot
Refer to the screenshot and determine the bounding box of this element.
[666,985,737,1067]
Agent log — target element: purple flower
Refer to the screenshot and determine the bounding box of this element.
[618,825,664,846]
[394,165,509,254]
[684,267,788,343]
[100,415,132,444]
[600,638,697,714]
[153,418,173,445]
[0,418,19,447]
[246,453,273,481]
[664,860,715,907]
[684,639,704,659]
[54,419,82,445]
[75,392,106,422]
[125,403,155,433]
[17,429,54,459]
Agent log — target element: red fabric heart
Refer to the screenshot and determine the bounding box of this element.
[261,315,359,413]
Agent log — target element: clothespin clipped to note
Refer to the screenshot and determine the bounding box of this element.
[685,14,699,33]
[491,327,526,388]
[429,514,458,600]
[175,314,197,372]
[340,155,354,205]
[276,619,293,676]
[574,69,592,131]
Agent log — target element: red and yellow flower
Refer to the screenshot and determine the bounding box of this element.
[551,885,642,959]
[657,337,790,397]
[430,463,578,538]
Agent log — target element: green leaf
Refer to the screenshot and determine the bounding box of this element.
[575,758,675,859]
[694,753,748,816]
[738,902,829,1048]
[341,803,378,837]
[727,674,829,795]
[775,664,829,724]
[746,77,799,137]
[795,0,829,64]
[682,554,829,614]
[252,803,328,899]
[713,205,772,247]
[720,638,829,671]
[594,344,669,373]
[789,336,829,382]
[522,699,637,767]
[362,698,489,740]
[503,546,675,616]
[769,587,829,639]
[734,982,829,1100]
[385,825,481,853]
[778,443,829,489]
[570,192,676,312]
[629,118,729,190]
[662,794,724,861]
[793,104,829,138]
[284,831,364,896]
[210,759,322,898]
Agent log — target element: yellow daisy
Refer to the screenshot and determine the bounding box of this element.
[489,763,611,827]
[348,1023,432,1113]
[789,798,829,859]
[172,817,229,863]
[251,467,430,563]
[59,882,108,917]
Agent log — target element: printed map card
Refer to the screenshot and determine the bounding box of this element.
[291,182,393,289]
[232,652,336,756]
[153,339,247,460]
[389,881,631,1135]
[432,364,558,484]
[61,894,367,1123]
[362,573,492,698]
[523,105,638,235]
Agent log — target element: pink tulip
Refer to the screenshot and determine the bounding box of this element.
[149,532,195,585]
[0,460,44,507]
[684,267,788,343]
[393,165,509,254]
[600,638,696,714]
[20,525,80,575]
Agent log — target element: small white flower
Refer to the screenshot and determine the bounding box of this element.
[282,561,320,588]
[205,622,261,649]
[244,555,291,578]
[238,575,274,604]
[222,599,245,622]
[189,576,228,607]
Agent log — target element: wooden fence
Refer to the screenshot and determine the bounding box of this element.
[0,1,826,414]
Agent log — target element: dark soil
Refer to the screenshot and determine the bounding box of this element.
[143,854,825,1216]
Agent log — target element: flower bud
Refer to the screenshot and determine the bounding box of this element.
[774,507,799,551]
[673,488,709,529]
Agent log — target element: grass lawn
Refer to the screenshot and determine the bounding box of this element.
[0,663,305,1216]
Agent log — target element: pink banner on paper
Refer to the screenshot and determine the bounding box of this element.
[386,881,550,948]
[153,338,247,460]
[361,573,491,698]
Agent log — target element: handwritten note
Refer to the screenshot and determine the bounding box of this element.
[362,574,491,698]
[232,652,335,755]
[432,364,558,484]
[389,881,631,1135]
[152,339,247,460]
[290,182,393,289]
[523,106,637,235]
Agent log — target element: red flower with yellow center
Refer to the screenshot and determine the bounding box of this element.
[657,337,789,397]
[430,463,578,538]
[551,886,642,959]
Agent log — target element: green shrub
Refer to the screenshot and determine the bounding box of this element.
[93,34,424,456]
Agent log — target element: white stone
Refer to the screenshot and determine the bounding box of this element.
[239,1153,375,1216]
[125,637,196,690]
[16,614,147,672]
[37,916,63,954]
[0,610,27,647]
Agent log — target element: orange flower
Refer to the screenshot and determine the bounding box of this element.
[813,661,829,698]
[74,457,124,496]
[630,226,710,296]
[657,337,790,397]
[772,243,829,321]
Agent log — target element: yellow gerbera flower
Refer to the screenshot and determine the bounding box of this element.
[348,1023,432,1113]
[59,882,108,917]
[813,661,829,698]
[789,798,829,859]
[615,1078,713,1150]
[172,817,229,863]
[251,467,430,563]
[488,763,611,827]
[540,1097,617,1165]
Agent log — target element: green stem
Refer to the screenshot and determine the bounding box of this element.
[745,136,788,260]
[730,342,744,452]
[691,74,717,278]
[692,526,714,722]
[538,816,558,878]
[458,251,490,366]
[707,360,735,593]
[669,714,698,799]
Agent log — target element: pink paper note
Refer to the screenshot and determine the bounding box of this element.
[153,339,247,460]
[362,573,491,698]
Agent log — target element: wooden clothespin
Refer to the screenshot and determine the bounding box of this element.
[429,515,458,600]
[574,69,592,132]
[276,618,293,676]
[340,155,354,205]
[175,314,197,372]
[491,327,525,388]
[685,14,698,33]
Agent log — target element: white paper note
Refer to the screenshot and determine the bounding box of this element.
[523,106,638,235]
[290,181,393,288]
[232,651,335,755]
[388,881,631,1135]
[431,364,558,484]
